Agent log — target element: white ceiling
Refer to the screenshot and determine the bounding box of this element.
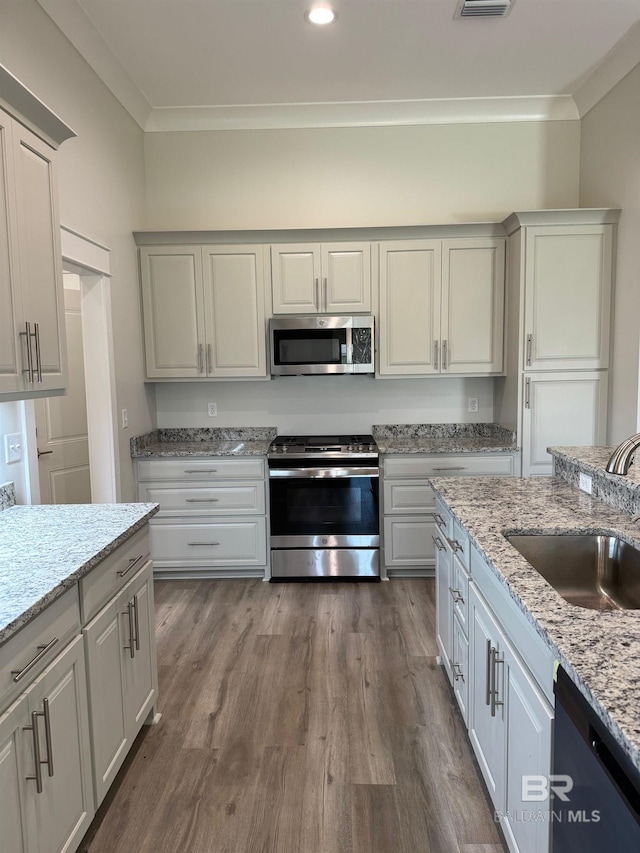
[37,0,640,130]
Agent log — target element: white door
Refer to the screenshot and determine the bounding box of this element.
[0,110,22,395]
[0,695,30,853]
[35,285,91,504]
[521,371,608,477]
[271,244,320,314]
[435,539,453,682]
[322,242,371,313]
[378,240,442,375]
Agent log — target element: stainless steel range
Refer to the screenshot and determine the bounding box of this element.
[268,434,380,579]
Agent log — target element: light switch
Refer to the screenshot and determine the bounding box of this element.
[4,433,22,464]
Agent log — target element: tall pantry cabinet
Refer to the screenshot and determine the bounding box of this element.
[496,209,619,476]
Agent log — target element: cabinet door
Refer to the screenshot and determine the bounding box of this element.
[435,537,453,683]
[452,614,469,727]
[0,695,31,853]
[140,246,206,378]
[322,242,371,313]
[124,564,157,736]
[383,517,436,567]
[24,635,94,853]
[11,121,66,393]
[441,238,505,375]
[468,585,506,810]
[522,371,608,477]
[271,244,320,313]
[0,110,23,395]
[502,646,553,853]
[84,591,129,806]
[378,240,441,375]
[202,245,267,377]
[523,225,612,371]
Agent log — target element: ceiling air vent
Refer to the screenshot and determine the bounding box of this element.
[456,0,512,18]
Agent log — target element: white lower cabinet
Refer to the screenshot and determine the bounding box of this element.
[0,635,94,853]
[84,561,157,806]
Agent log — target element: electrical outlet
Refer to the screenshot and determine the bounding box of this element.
[207,402,217,417]
[579,472,592,494]
[121,409,128,429]
[468,397,479,413]
[4,433,22,464]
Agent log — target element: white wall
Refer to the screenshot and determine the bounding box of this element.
[0,402,28,503]
[579,64,640,442]
[1,0,154,501]
[155,377,495,433]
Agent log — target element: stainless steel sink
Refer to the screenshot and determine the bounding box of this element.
[505,534,640,610]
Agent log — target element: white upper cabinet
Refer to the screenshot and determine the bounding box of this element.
[0,108,68,397]
[140,244,267,379]
[522,224,613,371]
[378,237,504,376]
[271,242,371,314]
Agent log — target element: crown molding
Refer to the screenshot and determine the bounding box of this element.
[573,21,640,118]
[0,65,75,149]
[502,208,621,236]
[143,95,579,132]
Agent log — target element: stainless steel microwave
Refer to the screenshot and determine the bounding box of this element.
[269,315,375,376]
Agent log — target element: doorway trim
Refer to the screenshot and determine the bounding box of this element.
[41,225,120,502]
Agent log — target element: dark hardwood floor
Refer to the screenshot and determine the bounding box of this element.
[80,579,507,853]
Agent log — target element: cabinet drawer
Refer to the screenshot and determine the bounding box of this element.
[383,480,435,514]
[0,588,80,710]
[150,518,267,566]
[383,517,436,566]
[138,482,266,516]
[434,498,453,540]
[384,454,514,478]
[136,457,264,482]
[451,558,470,636]
[79,527,151,624]
[450,519,470,570]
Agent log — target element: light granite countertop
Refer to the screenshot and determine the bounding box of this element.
[130,427,275,458]
[429,474,640,774]
[373,423,518,455]
[0,503,159,646]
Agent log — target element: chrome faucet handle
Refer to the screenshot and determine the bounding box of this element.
[606,433,640,475]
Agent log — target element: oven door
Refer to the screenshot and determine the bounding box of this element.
[269,460,380,578]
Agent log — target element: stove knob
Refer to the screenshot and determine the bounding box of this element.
[281,445,287,453]
[347,443,354,452]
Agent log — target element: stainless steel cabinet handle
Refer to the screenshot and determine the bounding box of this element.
[432,534,445,552]
[491,649,504,717]
[133,594,140,651]
[41,698,54,778]
[433,466,466,472]
[198,344,204,373]
[117,553,145,578]
[185,498,219,503]
[525,376,531,409]
[21,321,34,383]
[184,469,218,474]
[446,537,464,553]
[442,339,448,370]
[433,513,446,529]
[526,333,532,366]
[448,586,464,604]
[12,637,59,682]
[207,343,212,373]
[187,541,220,546]
[123,602,136,659]
[485,639,492,706]
[24,710,44,793]
[323,277,328,312]
[452,663,464,682]
[434,340,439,370]
[315,277,319,310]
[34,323,42,382]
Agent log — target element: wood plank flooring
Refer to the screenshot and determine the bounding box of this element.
[80,579,507,853]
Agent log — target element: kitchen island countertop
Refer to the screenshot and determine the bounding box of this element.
[429,474,640,775]
[0,502,159,646]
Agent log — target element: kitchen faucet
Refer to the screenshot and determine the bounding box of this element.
[605,433,640,475]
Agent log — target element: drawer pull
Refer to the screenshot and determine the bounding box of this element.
[187,541,220,546]
[447,537,464,553]
[12,637,59,682]
[184,469,218,474]
[432,535,445,552]
[118,553,145,578]
[448,586,464,604]
[432,513,446,529]
[24,699,54,793]
[432,466,466,472]
[185,498,220,503]
[452,663,465,682]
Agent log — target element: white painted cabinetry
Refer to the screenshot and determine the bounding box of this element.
[498,210,618,477]
[0,107,67,397]
[136,457,268,578]
[378,237,505,376]
[271,242,371,314]
[382,453,515,577]
[140,244,267,379]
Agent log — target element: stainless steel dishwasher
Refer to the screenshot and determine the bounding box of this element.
[552,666,640,851]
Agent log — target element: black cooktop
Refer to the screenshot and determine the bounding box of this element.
[269,434,377,456]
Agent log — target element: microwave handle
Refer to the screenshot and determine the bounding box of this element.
[346,326,353,365]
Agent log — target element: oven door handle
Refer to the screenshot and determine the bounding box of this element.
[269,467,379,479]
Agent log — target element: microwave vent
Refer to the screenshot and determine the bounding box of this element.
[456,0,512,18]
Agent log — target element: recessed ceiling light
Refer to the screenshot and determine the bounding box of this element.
[305,6,337,26]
